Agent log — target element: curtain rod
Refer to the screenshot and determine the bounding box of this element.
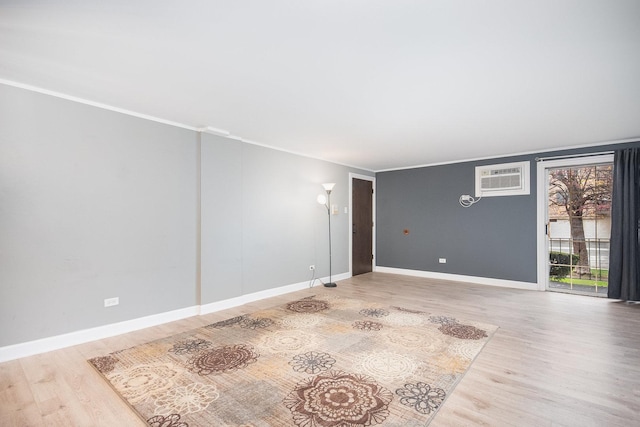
[535,151,614,162]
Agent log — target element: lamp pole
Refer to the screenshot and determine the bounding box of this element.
[326,190,335,287]
[321,183,337,287]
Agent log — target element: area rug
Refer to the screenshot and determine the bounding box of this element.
[89,294,498,426]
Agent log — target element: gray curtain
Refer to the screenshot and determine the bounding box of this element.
[608,148,640,301]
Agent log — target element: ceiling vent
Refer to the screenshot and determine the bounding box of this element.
[475,161,530,197]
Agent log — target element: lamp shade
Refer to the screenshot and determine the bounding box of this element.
[322,183,336,192]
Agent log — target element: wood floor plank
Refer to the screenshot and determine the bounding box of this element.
[1,272,639,426]
[0,360,43,427]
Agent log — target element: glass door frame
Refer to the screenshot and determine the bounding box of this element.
[535,154,614,292]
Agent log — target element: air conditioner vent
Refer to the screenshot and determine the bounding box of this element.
[475,161,530,197]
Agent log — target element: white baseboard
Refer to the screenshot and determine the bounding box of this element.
[0,273,352,363]
[0,305,199,363]
[200,272,351,314]
[374,266,538,291]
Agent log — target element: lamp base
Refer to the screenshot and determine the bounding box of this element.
[324,282,337,288]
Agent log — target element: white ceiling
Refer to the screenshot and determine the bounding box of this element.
[1,1,639,171]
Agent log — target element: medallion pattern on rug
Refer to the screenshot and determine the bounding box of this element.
[284,370,393,427]
[289,351,336,374]
[187,344,259,375]
[88,295,497,426]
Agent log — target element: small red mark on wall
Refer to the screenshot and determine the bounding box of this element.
[403,229,410,235]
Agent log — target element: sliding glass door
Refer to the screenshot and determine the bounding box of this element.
[541,156,614,296]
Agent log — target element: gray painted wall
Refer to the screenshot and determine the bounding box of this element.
[377,156,538,282]
[4,80,632,348]
[376,142,640,284]
[201,134,369,304]
[0,85,198,346]
[201,135,243,303]
[0,84,372,348]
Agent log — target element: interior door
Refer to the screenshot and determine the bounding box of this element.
[352,178,373,276]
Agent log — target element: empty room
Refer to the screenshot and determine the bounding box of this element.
[1,1,639,426]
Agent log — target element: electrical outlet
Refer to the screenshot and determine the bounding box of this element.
[309,265,315,271]
[104,297,119,307]
[439,258,447,264]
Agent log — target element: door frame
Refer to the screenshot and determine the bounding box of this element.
[349,173,376,276]
[535,154,614,291]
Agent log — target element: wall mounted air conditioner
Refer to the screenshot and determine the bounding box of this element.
[475,161,530,197]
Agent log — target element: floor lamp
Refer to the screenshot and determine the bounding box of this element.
[317,183,337,287]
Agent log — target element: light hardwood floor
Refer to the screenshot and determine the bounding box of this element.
[1,272,639,426]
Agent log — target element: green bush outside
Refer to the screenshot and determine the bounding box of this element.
[549,251,580,279]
